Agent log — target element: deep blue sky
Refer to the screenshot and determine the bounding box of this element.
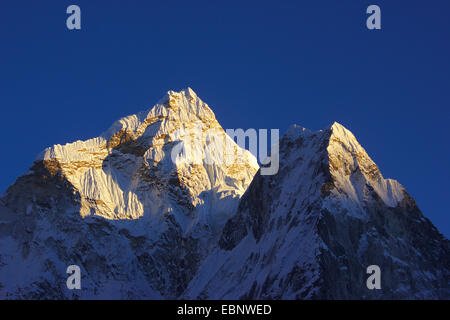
[0,1,448,237]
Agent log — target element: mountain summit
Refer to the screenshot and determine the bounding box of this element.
[0,88,258,298]
[186,122,449,299]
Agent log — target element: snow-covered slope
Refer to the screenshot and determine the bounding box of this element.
[0,88,258,299]
[185,122,450,299]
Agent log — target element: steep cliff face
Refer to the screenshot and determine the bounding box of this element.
[185,123,450,299]
[0,88,258,299]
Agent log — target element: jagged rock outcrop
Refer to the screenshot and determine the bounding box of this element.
[0,88,258,299]
[185,123,450,299]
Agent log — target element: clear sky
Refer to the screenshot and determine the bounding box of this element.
[0,1,448,237]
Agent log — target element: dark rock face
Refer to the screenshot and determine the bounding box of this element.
[316,195,450,299]
[185,123,449,299]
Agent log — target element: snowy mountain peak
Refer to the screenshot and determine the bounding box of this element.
[96,87,215,144]
[324,122,404,209]
[277,122,405,211]
[1,89,260,298]
[167,87,198,100]
[186,122,449,300]
[7,89,258,222]
[328,122,367,156]
[284,124,312,140]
